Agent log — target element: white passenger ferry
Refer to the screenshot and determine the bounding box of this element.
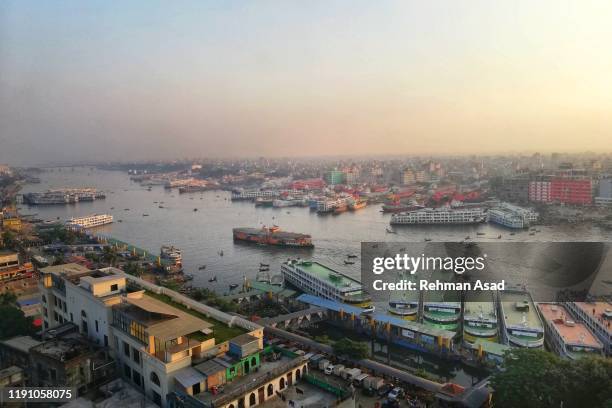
[66,214,113,229]
[488,203,538,229]
[390,207,487,225]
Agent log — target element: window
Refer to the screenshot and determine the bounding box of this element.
[111,284,118,291]
[152,391,161,406]
[267,384,273,397]
[150,372,160,386]
[104,335,108,347]
[124,341,130,357]
[82,320,88,334]
[249,393,256,406]
[132,349,140,364]
[124,364,131,379]
[95,320,99,332]
[133,371,141,387]
[70,313,73,322]
[42,295,47,303]
[192,382,200,394]
[81,310,87,318]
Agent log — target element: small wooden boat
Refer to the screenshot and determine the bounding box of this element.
[260,263,270,267]
[193,208,198,212]
[344,260,355,265]
[229,283,239,290]
[424,238,432,242]
[386,228,397,234]
[347,254,358,258]
[198,265,207,270]
[208,276,217,282]
[477,232,486,236]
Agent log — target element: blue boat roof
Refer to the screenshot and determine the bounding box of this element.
[297,294,455,339]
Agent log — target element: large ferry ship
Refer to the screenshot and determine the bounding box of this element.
[160,245,182,267]
[231,189,279,201]
[233,226,313,247]
[387,271,420,320]
[498,288,545,348]
[66,214,113,229]
[281,259,373,310]
[390,207,487,225]
[463,291,499,344]
[538,303,603,359]
[23,188,105,205]
[488,203,538,229]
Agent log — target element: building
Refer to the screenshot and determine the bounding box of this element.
[528,180,552,203]
[538,303,603,359]
[550,178,592,205]
[567,301,612,356]
[324,170,345,185]
[38,264,265,407]
[402,169,416,185]
[497,177,530,203]
[0,335,42,376]
[595,178,612,206]
[0,366,25,387]
[2,216,22,232]
[29,331,115,393]
[0,250,36,297]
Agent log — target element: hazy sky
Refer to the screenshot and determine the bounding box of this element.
[1,1,611,165]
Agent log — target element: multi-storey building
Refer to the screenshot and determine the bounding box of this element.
[550,178,592,205]
[325,170,345,185]
[595,178,612,206]
[402,169,416,185]
[528,180,552,203]
[0,250,36,296]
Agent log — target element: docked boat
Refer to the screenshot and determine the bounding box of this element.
[66,213,113,229]
[421,264,462,332]
[463,291,499,345]
[160,245,182,267]
[229,283,239,290]
[333,203,348,214]
[233,226,313,247]
[349,199,367,211]
[281,259,373,311]
[255,197,275,207]
[538,303,603,359]
[381,203,424,213]
[488,203,539,229]
[498,288,545,348]
[390,207,487,225]
[387,270,419,320]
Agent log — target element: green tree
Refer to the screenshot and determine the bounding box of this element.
[102,246,118,266]
[0,291,18,306]
[332,338,369,360]
[491,349,612,408]
[0,305,35,340]
[1,230,15,248]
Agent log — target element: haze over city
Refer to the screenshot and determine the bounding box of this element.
[1,0,612,165]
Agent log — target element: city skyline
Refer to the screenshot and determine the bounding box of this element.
[2,1,612,165]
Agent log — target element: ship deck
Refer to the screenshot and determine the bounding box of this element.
[538,303,602,351]
[294,261,362,291]
[499,290,543,331]
[234,228,310,239]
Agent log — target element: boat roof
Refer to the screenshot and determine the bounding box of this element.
[572,301,612,334]
[464,291,496,320]
[290,261,362,292]
[538,303,602,349]
[499,290,543,331]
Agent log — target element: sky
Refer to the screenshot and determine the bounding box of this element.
[1,1,611,165]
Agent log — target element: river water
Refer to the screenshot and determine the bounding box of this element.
[19,167,611,294]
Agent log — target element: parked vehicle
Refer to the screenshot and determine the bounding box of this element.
[332,364,345,376]
[341,367,362,381]
[353,373,370,387]
[363,376,385,391]
[324,364,334,375]
[388,387,404,401]
[318,359,331,371]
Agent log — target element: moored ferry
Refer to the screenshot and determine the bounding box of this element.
[160,245,182,267]
[537,303,603,359]
[488,203,538,229]
[390,207,487,225]
[387,271,419,320]
[498,288,545,348]
[233,226,313,247]
[349,199,367,211]
[281,259,373,311]
[463,291,499,344]
[66,213,113,229]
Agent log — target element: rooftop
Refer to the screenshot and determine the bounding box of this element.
[40,263,91,277]
[116,292,213,342]
[289,260,362,292]
[31,333,96,362]
[538,303,602,349]
[230,333,259,346]
[1,335,42,353]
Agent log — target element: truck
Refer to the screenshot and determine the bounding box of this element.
[363,376,385,391]
[353,373,370,388]
[318,359,331,371]
[341,367,362,381]
[332,364,345,376]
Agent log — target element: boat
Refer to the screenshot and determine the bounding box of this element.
[421,263,462,332]
[208,276,217,282]
[260,263,270,267]
[159,205,164,208]
[391,207,487,225]
[281,259,373,310]
[142,214,149,217]
[183,274,194,281]
[66,214,113,229]
[198,265,207,270]
[229,283,239,290]
[255,197,275,207]
[463,290,499,345]
[348,199,367,211]
[498,288,545,348]
[160,245,182,267]
[233,226,314,248]
[193,208,198,212]
[344,260,355,265]
[259,266,270,272]
[424,238,432,242]
[488,203,539,229]
[387,270,419,320]
[385,228,397,234]
[380,203,424,214]
[537,303,603,359]
[477,232,486,236]
[347,254,358,258]
[218,250,224,256]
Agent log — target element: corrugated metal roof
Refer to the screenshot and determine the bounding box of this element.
[173,367,206,388]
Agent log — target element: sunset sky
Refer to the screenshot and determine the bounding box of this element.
[1,1,611,164]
